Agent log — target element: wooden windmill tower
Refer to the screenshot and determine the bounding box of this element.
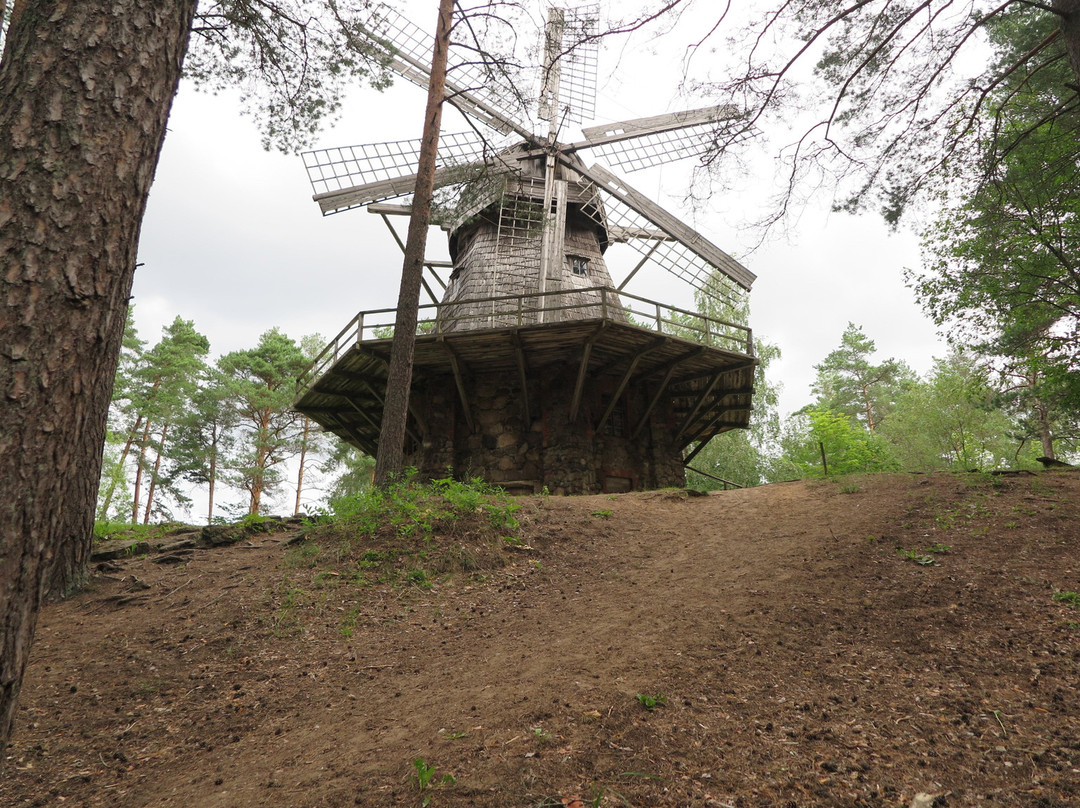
[294,2,758,494]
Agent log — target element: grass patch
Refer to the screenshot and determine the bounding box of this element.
[1052,591,1080,609]
[286,473,525,606]
[93,520,187,543]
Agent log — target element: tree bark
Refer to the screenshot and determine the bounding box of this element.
[0,0,198,752]
[1056,1,1080,88]
[372,0,453,487]
[207,441,218,525]
[131,416,153,523]
[295,416,310,515]
[98,413,143,518]
[143,421,169,524]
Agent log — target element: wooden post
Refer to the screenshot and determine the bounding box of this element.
[373,0,453,487]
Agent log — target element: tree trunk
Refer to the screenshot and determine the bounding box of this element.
[373,0,453,487]
[1036,398,1055,459]
[98,413,143,519]
[0,0,197,752]
[1057,1,1080,88]
[295,416,310,516]
[143,421,169,524]
[131,417,153,523]
[207,442,218,525]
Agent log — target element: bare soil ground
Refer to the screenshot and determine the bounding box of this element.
[3,471,1080,808]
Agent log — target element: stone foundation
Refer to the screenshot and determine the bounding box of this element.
[404,364,686,494]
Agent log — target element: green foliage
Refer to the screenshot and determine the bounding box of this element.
[167,369,238,524]
[811,323,914,433]
[896,547,938,566]
[910,9,1080,459]
[327,474,519,542]
[98,315,210,524]
[685,282,790,489]
[782,408,899,478]
[321,442,375,504]
[92,520,183,543]
[1052,591,1080,609]
[880,349,1038,471]
[217,328,309,515]
[184,1,394,152]
[412,757,455,806]
[635,693,666,711]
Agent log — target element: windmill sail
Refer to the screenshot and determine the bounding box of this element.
[303,132,505,215]
[570,161,756,294]
[538,4,599,126]
[573,104,740,172]
[362,3,533,138]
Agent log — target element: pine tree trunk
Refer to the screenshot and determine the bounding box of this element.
[131,418,153,523]
[0,0,198,752]
[98,414,143,519]
[295,417,310,516]
[143,421,169,524]
[373,0,453,487]
[1036,398,1055,459]
[208,456,217,525]
[1057,1,1080,88]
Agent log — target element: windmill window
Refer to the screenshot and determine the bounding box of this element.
[571,256,589,276]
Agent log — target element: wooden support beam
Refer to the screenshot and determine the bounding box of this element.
[595,338,666,435]
[682,436,713,465]
[569,324,607,423]
[379,214,442,305]
[332,368,381,384]
[638,346,706,381]
[511,330,532,425]
[675,371,724,441]
[630,347,704,440]
[616,240,661,292]
[683,464,743,489]
[682,403,743,452]
[342,393,422,449]
[326,412,378,457]
[669,366,755,389]
[441,340,475,433]
[347,349,428,437]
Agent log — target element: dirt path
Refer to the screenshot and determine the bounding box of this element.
[3,472,1080,807]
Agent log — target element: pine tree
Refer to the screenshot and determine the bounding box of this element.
[218,329,308,515]
[127,317,210,523]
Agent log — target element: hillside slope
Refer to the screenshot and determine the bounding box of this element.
[3,471,1080,807]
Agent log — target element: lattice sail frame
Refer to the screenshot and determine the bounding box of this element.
[586,124,716,173]
[363,3,533,135]
[575,181,744,308]
[538,4,599,126]
[302,132,496,197]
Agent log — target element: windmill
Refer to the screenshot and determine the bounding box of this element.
[294,2,759,494]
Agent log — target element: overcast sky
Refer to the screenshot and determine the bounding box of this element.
[133,0,948,421]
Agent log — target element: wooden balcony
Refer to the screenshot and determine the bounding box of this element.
[294,286,756,459]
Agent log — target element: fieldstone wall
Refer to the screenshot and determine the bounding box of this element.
[404,364,686,494]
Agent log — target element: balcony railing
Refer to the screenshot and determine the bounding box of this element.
[297,286,753,393]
